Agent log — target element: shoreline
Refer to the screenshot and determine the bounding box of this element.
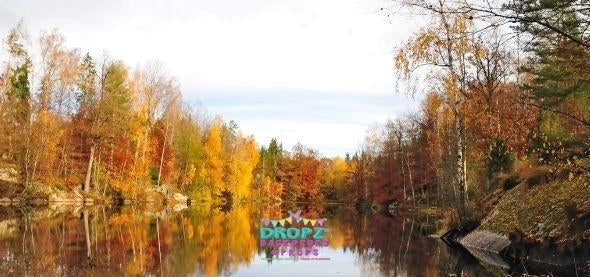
[441,227,590,275]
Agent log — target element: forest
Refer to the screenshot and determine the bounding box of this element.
[0,21,357,205]
[1,0,589,244]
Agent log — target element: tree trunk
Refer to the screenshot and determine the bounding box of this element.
[400,156,407,202]
[30,149,40,188]
[157,124,169,187]
[362,154,368,201]
[84,210,92,259]
[23,127,31,188]
[398,135,407,201]
[454,108,466,215]
[405,150,416,205]
[463,139,468,202]
[441,5,467,217]
[84,145,95,193]
[156,218,163,273]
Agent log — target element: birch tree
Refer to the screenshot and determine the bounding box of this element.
[394,0,475,215]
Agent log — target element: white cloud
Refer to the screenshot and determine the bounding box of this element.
[195,89,420,156]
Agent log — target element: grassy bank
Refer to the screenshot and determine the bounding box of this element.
[480,173,590,245]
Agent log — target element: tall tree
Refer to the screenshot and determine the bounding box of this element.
[395,1,475,215]
[174,109,204,192]
[2,23,33,187]
[76,53,98,193]
[201,121,224,195]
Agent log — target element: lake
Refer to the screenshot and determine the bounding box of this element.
[0,203,521,276]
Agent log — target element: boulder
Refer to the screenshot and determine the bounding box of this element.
[48,190,81,202]
[173,203,188,212]
[172,192,188,203]
[459,230,511,269]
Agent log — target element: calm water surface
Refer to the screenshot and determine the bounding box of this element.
[0,203,505,276]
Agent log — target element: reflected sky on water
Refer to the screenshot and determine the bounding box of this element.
[0,203,505,276]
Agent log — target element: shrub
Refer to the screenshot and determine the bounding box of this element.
[487,139,515,180]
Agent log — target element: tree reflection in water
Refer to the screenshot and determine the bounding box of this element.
[0,204,499,276]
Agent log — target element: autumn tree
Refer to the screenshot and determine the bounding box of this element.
[343,149,374,205]
[127,63,181,188]
[34,31,80,186]
[1,23,33,187]
[395,1,476,214]
[201,120,224,197]
[173,108,204,192]
[293,144,322,200]
[75,53,99,192]
[93,61,133,195]
[402,0,590,49]
[225,136,259,199]
[253,138,284,200]
[319,157,349,201]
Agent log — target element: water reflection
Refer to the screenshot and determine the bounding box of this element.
[0,203,500,276]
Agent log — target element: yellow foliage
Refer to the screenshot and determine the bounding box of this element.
[32,110,64,180]
[111,180,136,197]
[201,122,224,194]
[227,136,259,199]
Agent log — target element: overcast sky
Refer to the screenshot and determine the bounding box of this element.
[0,0,423,157]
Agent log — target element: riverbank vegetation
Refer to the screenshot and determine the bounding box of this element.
[362,0,590,246]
